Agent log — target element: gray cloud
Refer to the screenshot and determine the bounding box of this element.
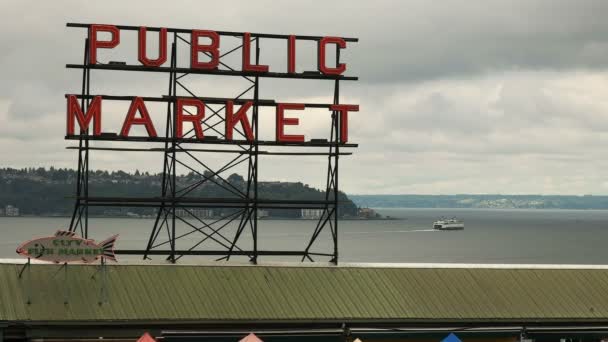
[1,0,608,194]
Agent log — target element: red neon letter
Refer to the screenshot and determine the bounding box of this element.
[120,97,158,137]
[138,27,167,67]
[242,32,269,73]
[330,104,359,143]
[191,30,220,70]
[287,35,296,74]
[276,103,305,143]
[176,98,205,139]
[89,24,120,64]
[317,37,347,75]
[225,101,254,141]
[66,95,102,136]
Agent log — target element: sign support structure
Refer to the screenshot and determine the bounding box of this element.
[18,258,31,304]
[65,23,359,264]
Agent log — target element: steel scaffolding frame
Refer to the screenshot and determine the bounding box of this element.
[66,23,358,264]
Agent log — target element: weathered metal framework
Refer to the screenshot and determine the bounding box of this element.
[66,23,358,264]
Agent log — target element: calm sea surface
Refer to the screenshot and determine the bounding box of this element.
[2,208,608,264]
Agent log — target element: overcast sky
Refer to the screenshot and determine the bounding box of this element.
[1,0,608,195]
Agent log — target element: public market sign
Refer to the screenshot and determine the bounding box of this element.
[16,230,118,263]
[65,24,359,143]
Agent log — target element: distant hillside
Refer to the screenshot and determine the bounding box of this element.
[350,194,608,210]
[0,167,357,217]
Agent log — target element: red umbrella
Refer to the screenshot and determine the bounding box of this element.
[136,333,156,342]
[239,333,263,342]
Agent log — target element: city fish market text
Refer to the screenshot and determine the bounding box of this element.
[66,24,359,144]
[16,230,118,263]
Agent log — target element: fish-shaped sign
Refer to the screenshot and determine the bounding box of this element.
[16,230,118,263]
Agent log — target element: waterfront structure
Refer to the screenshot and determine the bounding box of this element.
[4,205,19,217]
[301,208,324,219]
[358,207,378,219]
[2,260,608,341]
[175,208,214,219]
[257,209,269,219]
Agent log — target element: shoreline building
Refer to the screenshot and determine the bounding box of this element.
[301,208,324,219]
[175,208,214,219]
[2,260,608,342]
[357,207,378,219]
[4,205,19,217]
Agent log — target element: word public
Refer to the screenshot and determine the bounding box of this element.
[66,25,360,143]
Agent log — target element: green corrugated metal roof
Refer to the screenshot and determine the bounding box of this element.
[1,262,608,323]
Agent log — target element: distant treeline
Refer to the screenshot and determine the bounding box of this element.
[350,194,608,210]
[0,167,357,217]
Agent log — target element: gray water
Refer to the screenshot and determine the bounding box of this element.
[2,208,608,264]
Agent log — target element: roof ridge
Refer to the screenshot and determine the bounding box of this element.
[2,258,608,270]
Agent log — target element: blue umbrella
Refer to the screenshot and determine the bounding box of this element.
[441,333,462,342]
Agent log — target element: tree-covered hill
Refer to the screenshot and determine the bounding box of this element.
[350,194,608,210]
[0,167,357,217]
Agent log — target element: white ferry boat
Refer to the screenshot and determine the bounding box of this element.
[433,218,464,230]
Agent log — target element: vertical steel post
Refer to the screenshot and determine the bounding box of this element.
[69,38,89,235]
[332,45,341,264]
[26,258,31,304]
[170,34,178,263]
[84,33,91,239]
[145,37,177,259]
[17,258,32,304]
[252,38,260,264]
[63,262,69,304]
[99,257,106,305]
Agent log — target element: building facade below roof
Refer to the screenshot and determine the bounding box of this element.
[1,261,608,341]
